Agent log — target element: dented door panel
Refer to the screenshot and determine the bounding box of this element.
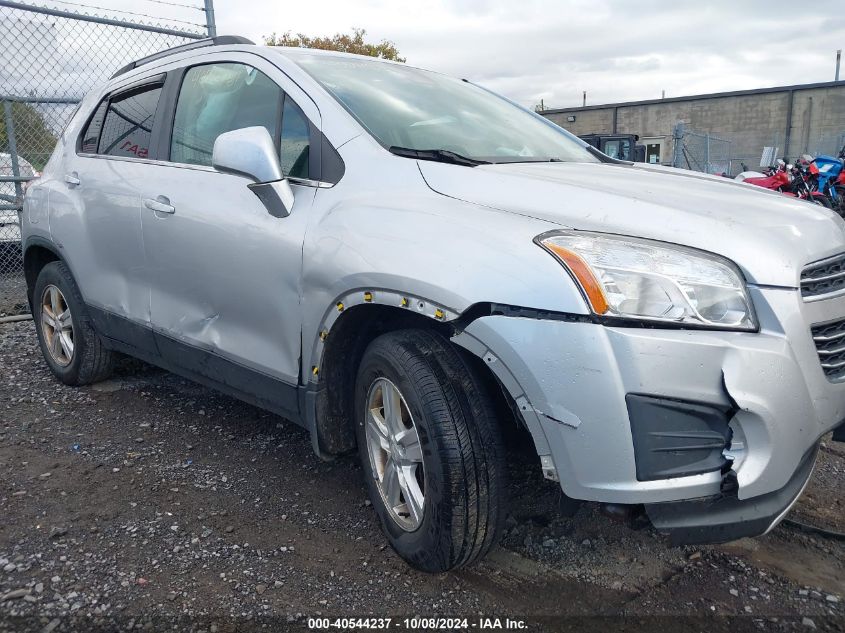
[139,164,314,383]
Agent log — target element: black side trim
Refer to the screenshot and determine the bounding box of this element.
[451,302,757,333]
[88,307,157,357]
[320,132,345,184]
[626,394,732,481]
[646,444,819,546]
[86,305,303,426]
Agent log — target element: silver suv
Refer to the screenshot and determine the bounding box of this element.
[21,37,845,572]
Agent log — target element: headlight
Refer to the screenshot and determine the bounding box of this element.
[536,231,757,331]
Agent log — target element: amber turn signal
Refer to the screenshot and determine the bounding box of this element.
[542,241,610,315]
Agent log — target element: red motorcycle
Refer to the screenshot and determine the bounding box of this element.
[735,159,832,208]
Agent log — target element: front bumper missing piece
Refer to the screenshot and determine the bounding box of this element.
[645,443,819,545]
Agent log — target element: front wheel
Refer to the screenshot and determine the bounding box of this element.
[354,329,506,572]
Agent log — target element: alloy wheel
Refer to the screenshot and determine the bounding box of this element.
[364,377,426,531]
[40,284,74,367]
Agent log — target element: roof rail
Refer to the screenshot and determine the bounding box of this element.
[111,35,255,79]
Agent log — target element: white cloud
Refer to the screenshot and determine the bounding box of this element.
[211,0,845,108]
[13,0,845,109]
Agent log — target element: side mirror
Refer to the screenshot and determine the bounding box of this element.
[212,126,294,218]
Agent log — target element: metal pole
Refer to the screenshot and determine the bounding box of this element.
[204,0,217,38]
[672,122,685,169]
[0,0,205,39]
[837,50,842,82]
[3,101,23,202]
[582,91,586,107]
[1,95,80,104]
[784,89,794,161]
[705,133,711,174]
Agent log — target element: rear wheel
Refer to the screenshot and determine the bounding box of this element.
[33,261,115,385]
[354,329,505,572]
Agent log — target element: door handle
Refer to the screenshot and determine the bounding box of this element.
[64,172,80,186]
[143,196,175,215]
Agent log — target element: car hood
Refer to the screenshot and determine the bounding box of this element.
[418,160,845,287]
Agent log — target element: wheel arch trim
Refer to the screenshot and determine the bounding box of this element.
[22,236,68,306]
[306,287,459,384]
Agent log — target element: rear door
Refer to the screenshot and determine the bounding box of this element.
[48,77,164,350]
[138,54,317,413]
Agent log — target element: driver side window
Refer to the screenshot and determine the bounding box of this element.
[170,63,282,167]
[169,62,313,180]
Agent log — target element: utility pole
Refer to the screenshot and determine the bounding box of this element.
[204,0,217,38]
[837,49,842,82]
[582,90,586,107]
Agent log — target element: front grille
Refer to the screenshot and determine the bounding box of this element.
[802,253,845,299]
[811,318,845,380]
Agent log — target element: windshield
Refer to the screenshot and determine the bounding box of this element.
[286,52,598,165]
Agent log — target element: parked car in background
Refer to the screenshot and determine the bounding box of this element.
[20,37,845,572]
[0,152,36,243]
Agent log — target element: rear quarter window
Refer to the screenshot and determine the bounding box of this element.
[80,100,107,154]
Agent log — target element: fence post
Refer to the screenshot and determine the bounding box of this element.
[672,122,684,169]
[704,133,711,175]
[204,0,216,38]
[3,100,23,202]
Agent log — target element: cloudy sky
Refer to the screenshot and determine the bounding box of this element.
[48,0,845,108]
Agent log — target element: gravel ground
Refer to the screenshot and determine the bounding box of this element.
[1,320,845,632]
[0,269,28,317]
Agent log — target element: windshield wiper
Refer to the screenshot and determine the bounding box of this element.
[489,157,564,164]
[388,146,489,167]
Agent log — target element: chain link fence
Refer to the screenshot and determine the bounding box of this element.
[681,129,845,175]
[671,123,733,176]
[0,0,213,316]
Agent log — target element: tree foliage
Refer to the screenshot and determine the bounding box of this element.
[0,102,57,171]
[265,28,405,62]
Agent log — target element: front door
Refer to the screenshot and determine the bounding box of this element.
[139,57,318,414]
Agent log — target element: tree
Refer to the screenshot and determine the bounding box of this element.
[264,28,405,62]
[0,102,57,171]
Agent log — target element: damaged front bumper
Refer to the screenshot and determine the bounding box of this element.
[451,286,845,543]
[645,444,819,545]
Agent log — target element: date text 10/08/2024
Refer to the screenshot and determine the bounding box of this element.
[308,617,528,630]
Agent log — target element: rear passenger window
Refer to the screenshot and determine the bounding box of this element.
[170,63,282,167]
[98,84,162,159]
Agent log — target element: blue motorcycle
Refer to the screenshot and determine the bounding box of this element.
[811,146,845,216]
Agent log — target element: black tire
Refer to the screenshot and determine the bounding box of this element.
[33,260,115,385]
[811,193,833,209]
[354,329,505,572]
[835,185,845,217]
